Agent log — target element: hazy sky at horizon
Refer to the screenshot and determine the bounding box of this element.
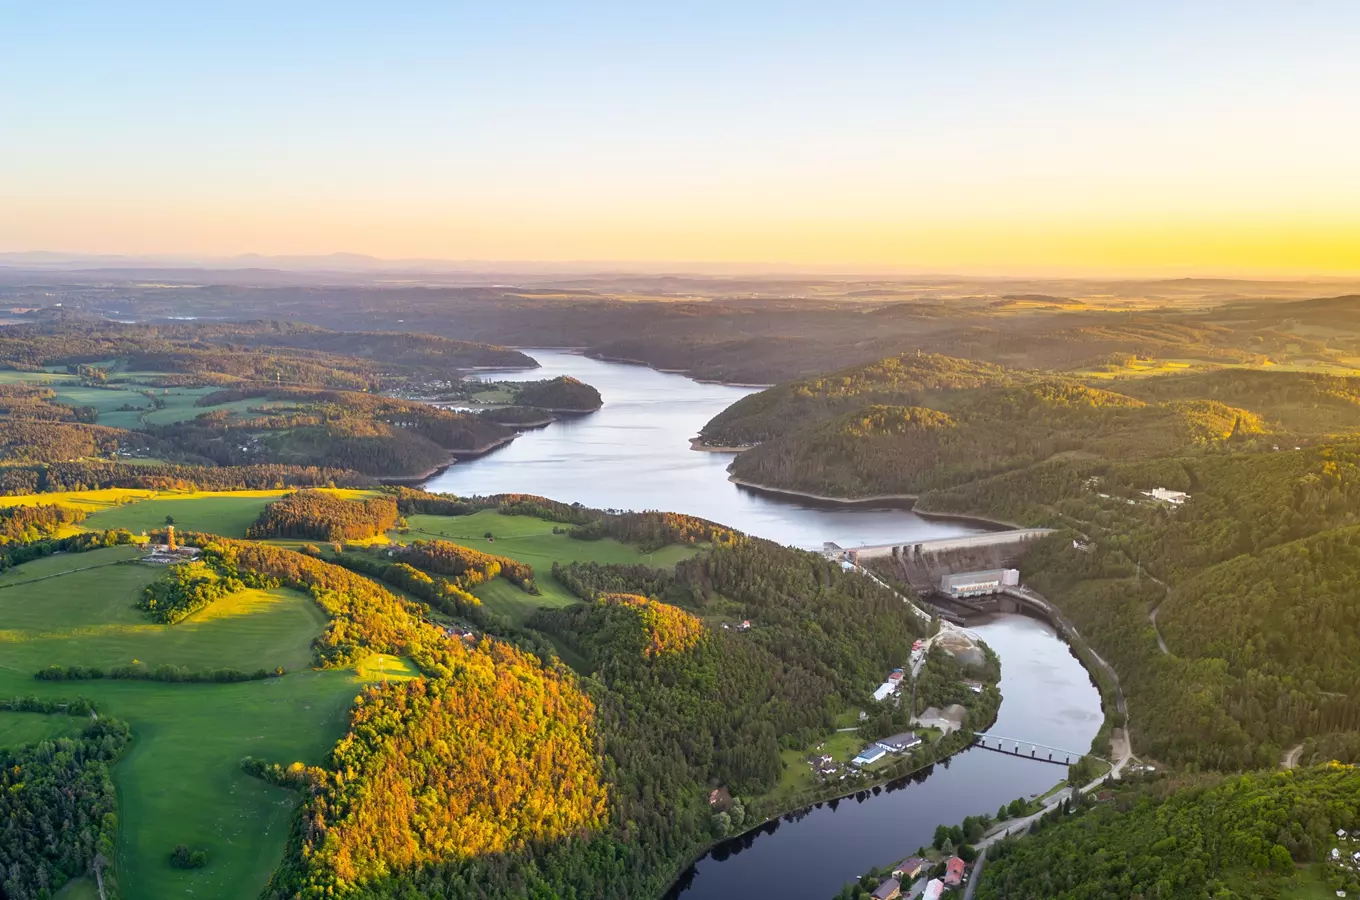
[4,2,1359,274]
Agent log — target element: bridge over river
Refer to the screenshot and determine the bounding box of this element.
[972,732,1098,766]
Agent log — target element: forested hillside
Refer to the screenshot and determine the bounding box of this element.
[710,352,1360,502]
[728,380,1262,499]
[0,322,529,475]
[978,764,1360,900]
[700,352,1013,446]
[512,375,603,411]
[0,321,533,383]
[903,444,1360,770]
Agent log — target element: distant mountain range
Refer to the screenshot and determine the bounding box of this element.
[6,251,1359,282]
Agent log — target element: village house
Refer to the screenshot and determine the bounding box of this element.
[893,857,925,880]
[870,877,901,900]
[944,856,966,887]
[922,878,945,900]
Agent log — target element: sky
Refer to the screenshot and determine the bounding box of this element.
[3,2,1359,275]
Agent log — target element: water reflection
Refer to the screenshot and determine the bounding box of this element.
[667,615,1102,900]
[424,350,982,550]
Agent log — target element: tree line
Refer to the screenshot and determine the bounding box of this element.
[246,491,400,542]
[0,716,131,900]
[0,460,371,497]
[395,538,536,592]
[0,503,87,546]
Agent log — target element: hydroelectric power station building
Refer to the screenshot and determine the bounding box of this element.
[938,568,1020,599]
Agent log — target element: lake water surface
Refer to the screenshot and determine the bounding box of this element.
[424,350,981,550]
[422,350,1103,900]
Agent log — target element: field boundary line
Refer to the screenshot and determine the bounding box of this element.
[0,559,134,591]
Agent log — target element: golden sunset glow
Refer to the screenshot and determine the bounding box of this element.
[4,3,1359,274]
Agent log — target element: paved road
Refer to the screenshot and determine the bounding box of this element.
[974,761,1126,854]
[962,852,986,900]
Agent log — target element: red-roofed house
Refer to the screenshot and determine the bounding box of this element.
[944,856,966,887]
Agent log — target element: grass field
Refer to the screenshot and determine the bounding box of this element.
[0,367,311,429]
[138,394,303,427]
[53,877,100,900]
[83,493,281,538]
[0,487,158,513]
[1269,863,1337,899]
[401,510,701,621]
[0,369,79,386]
[0,548,327,674]
[33,488,377,538]
[354,652,421,683]
[49,383,153,414]
[0,709,88,749]
[404,509,700,570]
[0,546,363,900]
[770,731,867,802]
[0,493,710,899]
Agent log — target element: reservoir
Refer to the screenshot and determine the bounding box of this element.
[423,350,1104,900]
[423,349,980,550]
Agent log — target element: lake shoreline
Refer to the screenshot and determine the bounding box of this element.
[689,438,753,453]
[380,434,521,484]
[583,351,774,389]
[726,476,1028,531]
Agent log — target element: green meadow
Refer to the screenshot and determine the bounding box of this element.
[401,509,700,622]
[0,493,701,899]
[0,364,313,428]
[0,546,361,900]
[70,488,378,538]
[0,709,87,749]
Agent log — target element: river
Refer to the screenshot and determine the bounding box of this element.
[422,350,1104,900]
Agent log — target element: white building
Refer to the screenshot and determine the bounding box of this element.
[1145,487,1190,505]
